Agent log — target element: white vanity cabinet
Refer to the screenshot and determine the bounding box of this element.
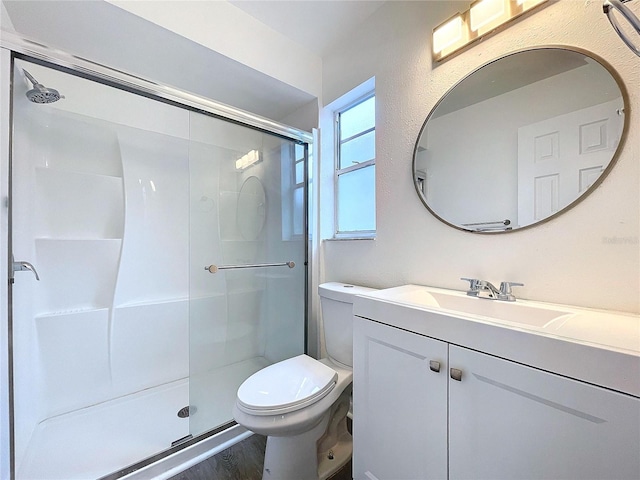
[353,316,448,480]
[353,316,640,480]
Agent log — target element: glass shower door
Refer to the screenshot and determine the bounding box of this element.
[188,112,307,436]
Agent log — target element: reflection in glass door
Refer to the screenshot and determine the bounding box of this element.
[188,113,306,436]
[9,57,307,479]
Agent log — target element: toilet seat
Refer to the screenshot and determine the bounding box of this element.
[237,354,337,416]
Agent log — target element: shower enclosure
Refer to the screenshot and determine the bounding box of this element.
[5,53,308,479]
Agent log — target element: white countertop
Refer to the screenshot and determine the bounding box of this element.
[354,285,640,397]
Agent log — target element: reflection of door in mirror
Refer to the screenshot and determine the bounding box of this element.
[517,98,623,226]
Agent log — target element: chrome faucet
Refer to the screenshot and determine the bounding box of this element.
[461,278,523,301]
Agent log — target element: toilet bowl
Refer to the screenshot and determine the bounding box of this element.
[232,282,376,480]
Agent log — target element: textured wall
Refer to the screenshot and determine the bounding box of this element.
[320,0,640,314]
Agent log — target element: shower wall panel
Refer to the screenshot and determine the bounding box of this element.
[112,128,189,306]
[35,309,111,417]
[110,126,190,397]
[12,60,193,476]
[110,300,189,394]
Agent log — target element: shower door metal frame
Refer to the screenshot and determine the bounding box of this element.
[1,47,14,480]
[0,31,313,144]
[0,31,312,480]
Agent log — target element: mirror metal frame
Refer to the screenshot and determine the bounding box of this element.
[412,45,630,234]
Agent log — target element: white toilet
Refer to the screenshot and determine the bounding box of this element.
[233,282,376,480]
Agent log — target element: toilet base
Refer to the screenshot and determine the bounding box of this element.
[261,388,352,480]
[317,386,352,480]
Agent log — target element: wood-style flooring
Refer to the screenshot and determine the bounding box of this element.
[170,432,352,480]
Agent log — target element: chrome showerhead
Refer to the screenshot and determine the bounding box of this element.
[23,69,63,104]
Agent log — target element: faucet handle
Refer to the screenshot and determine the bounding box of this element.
[461,278,480,295]
[498,282,524,301]
[499,281,524,294]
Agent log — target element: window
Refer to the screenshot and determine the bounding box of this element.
[282,141,307,240]
[335,94,375,236]
[292,143,306,237]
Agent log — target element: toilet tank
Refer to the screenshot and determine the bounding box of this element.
[319,282,377,367]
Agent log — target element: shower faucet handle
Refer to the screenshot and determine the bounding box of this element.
[12,259,40,282]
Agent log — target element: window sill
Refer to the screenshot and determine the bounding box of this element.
[324,235,376,242]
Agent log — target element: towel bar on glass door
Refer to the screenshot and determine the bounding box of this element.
[205,261,295,274]
[461,219,511,227]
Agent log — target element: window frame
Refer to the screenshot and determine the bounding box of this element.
[334,92,376,238]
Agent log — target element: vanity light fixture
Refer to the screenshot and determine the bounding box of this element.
[235,149,261,170]
[433,0,549,62]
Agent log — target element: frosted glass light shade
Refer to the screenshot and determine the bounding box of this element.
[470,0,509,35]
[433,15,464,55]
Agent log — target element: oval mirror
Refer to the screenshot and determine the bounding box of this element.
[413,47,628,233]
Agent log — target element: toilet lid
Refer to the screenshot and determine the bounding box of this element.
[237,354,337,416]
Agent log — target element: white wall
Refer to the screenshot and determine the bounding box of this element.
[320,0,640,314]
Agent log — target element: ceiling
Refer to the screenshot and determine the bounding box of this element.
[229,0,386,56]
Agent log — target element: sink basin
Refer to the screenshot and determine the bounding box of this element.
[429,292,573,327]
[370,285,573,328]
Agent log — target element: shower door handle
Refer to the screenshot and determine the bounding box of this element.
[11,258,41,282]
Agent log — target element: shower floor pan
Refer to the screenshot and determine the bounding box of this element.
[16,357,269,480]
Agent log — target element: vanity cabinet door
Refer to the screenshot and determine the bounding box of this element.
[448,345,640,480]
[353,317,448,480]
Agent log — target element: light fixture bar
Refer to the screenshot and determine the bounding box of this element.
[433,0,549,62]
[235,149,261,170]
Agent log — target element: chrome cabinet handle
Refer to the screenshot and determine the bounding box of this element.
[12,260,40,281]
[450,368,463,382]
[429,360,441,373]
